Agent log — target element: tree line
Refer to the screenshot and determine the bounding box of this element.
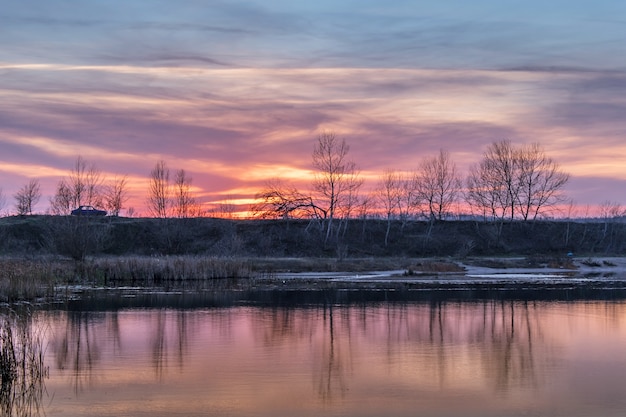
[253,132,572,244]
[0,157,200,218]
[0,132,592,225]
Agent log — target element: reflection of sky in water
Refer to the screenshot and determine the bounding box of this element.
[39,301,626,417]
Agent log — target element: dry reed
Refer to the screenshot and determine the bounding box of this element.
[0,311,48,416]
[82,256,258,284]
[0,259,70,302]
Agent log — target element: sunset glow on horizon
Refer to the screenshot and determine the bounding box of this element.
[2,1,626,216]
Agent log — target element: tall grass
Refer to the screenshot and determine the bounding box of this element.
[0,259,69,302]
[79,256,424,284]
[81,256,258,285]
[0,311,48,417]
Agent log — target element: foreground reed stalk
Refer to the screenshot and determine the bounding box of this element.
[0,311,48,417]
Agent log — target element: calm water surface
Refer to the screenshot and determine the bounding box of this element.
[22,293,626,416]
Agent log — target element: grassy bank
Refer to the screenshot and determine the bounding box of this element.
[2,215,626,261]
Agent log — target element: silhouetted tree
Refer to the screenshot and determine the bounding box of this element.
[14,179,41,215]
[398,171,419,225]
[516,143,569,220]
[103,175,129,216]
[416,149,461,221]
[375,169,402,246]
[466,140,569,223]
[312,131,361,243]
[50,180,73,215]
[253,179,324,219]
[173,169,195,218]
[68,156,103,208]
[147,160,170,218]
[51,156,104,214]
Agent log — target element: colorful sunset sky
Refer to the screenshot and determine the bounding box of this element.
[2,0,625,216]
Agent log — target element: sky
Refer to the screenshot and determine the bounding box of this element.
[2,0,626,216]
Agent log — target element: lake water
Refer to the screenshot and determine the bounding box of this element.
[10,289,626,416]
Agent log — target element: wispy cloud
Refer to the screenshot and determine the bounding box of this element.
[1,1,625,212]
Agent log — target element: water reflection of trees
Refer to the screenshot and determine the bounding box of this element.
[249,305,353,403]
[44,299,626,406]
[381,300,553,393]
[53,312,103,393]
[51,310,194,389]
[316,305,350,402]
[151,310,190,380]
[479,301,544,392]
[247,300,571,401]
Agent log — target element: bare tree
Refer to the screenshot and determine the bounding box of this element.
[50,180,73,215]
[516,143,569,220]
[599,200,625,236]
[14,179,41,215]
[465,160,505,222]
[416,149,461,221]
[465,140,521,222]
[253,179,324,220]
[599,200,624,220]
[312,131,361,243]
[466,140,569,222]
[68,156,103,208]
[398,171,419,224]
[375,169,402,246]
[486,140,518,220]
[173,169,196,218]
[51,156,104,213]
[335,166,363,239]
[148,160,171,218]
[103,175,129,216]
[598,200,625,250]
[564,199,578,247]
[356,192,375,240]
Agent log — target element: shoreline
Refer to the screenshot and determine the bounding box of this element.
[3,255,626,304]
